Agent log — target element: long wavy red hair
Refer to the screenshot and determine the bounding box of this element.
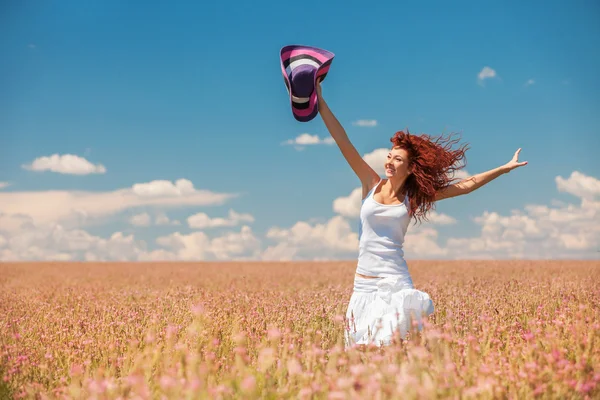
[390,130,469,224]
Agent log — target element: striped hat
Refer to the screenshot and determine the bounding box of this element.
[280,44,335,122]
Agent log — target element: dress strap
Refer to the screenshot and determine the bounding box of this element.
[363,179,383,201]
[369,179,383,199]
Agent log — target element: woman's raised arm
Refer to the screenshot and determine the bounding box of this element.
[316,80,380,197]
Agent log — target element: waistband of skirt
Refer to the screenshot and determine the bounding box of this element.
[353,275,414,292]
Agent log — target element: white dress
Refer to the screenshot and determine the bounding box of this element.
[344,179,435,348]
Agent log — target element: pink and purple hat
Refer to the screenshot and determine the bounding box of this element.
[280,44,335,122]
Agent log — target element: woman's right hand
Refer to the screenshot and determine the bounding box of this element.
[315,78,323,100]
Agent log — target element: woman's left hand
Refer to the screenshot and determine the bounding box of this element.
[504,148,528,173]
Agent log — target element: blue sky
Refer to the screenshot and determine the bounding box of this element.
[1,0,599,261]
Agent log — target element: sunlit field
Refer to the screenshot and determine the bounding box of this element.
[1,260,599,399]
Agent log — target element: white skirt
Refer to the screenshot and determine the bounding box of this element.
[344,275,435,348]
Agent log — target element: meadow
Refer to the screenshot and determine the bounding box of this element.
[1,260,598,399]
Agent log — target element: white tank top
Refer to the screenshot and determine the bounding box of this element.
[355,179,414,285]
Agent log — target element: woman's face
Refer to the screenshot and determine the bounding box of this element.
[384,146,412,180]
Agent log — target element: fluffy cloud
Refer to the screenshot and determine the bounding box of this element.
[262,216,358,261]
[0,218,260,261]
[282,133,334,150]
[525,79,535,87]
[0,173,249,261]
[0,182,10,189]
[1,167,596,261]
[0,220,148,261]
[0,214,35,234]
[0,178,236,227]
[144,225,262,261]
[129,213,152,227]
[352,120,377,127]
[333,187,363,218]
[404,227,449,258]
[129,212,180,227]
[556,171,600,200]
[477,66,497,85]
[268,170,598,261]
[132,179,196,197]
[22,154,106,175]
[452,169,471,180]
[403,171,599,259]
[187,209,254,229]
[155,213,179,226]
[444,171,599,259]
[427,212,457,225]
[259,211,454,261]
[363,148,389,176]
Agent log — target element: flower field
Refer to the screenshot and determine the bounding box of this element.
[1,260,599,399]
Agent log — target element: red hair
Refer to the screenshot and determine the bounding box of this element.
[390,129,469,224]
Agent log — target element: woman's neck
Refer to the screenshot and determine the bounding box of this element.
[384,177,407,198]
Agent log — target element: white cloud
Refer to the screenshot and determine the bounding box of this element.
[443,171,600,259]
[129,212,180,227]
[187,209,254,229]
[363,148,389,176]
[352,120,378,127]
[0,178,236,227]
[262,216,358,260]
[153,231,210,260]
[2,167,596,261]
[0,214,36,234]
[477,66,497,86]
[259,208,455,261]
[451,169,471,180]
[259,242,299,261]
[155,213,180,226]
[404,227,449,258]
[525,79,535,87]
[445,205,597,259]
[0,220,148,262]
[0,182,10,189]
[330,187,368,219]
[22,154,106,175]
[282,133,334,150]
[129,212,151,227]
[0,217,258,261]
[427,212,457,225]
[210,226,262,260]
[333,187,363,218]
[296,170,598,260]
[556,171,600,200]
[132,179,196,197]
[146,225,262,261]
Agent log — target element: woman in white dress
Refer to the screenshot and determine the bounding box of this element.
[315,80,528,348]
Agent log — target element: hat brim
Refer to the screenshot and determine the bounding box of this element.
[280,45,335,122]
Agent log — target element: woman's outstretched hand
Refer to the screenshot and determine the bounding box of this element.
[315,78,323,100]
[504,148,528,173]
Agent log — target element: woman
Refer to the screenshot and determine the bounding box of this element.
[315,80,528,348]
